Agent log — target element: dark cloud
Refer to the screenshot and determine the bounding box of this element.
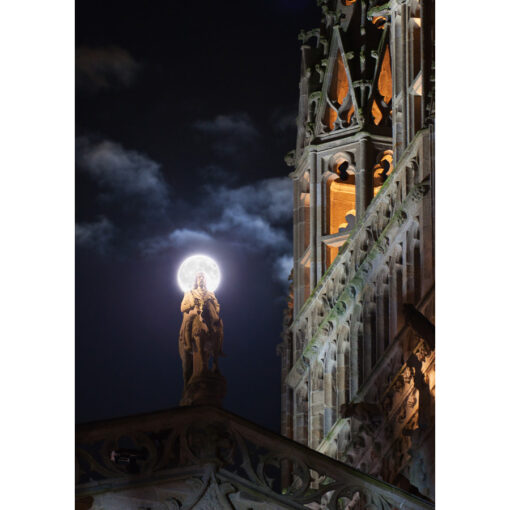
[197,164,238,186]
[138,177,293,286]
[76,134,292,283]
[209,205,289,250]
[76,46,140,92]
[273,255,293,286]
[193,113,260,157]
[75,0,320,432]
[77,137,170,215]
[75,216,115,254]
[206,177,293,252]
[140,229,214,256]
[194,113,259,139]
[272,111,297,134]
[209,177,292,224]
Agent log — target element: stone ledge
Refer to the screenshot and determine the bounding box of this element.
[286,174,431,390]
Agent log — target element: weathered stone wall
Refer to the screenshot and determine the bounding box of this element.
[76,407,434,510]
[280,0,435,501]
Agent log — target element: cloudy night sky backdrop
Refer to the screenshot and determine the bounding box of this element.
[76,0,319,432]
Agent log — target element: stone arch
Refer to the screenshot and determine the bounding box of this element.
[328,151,355,175]
[324,50,355,131]
[324,338,338,436]
[310,354,326,447]
[336,325,351,409]
[405,219,422,305]
[371,41,393,127]
[295,378,309,446]
[308,91,322,126]
[362,284,377,377]
[405,159,420,193]
[349,304,363,397]
[298,170,311,301]
[323,152,356,268]
[390,243,405,335]
[373,150,394,197]
[294,324,306,360]
[355,229,371,271]
[376,264,391,357]
[300,170,311,248]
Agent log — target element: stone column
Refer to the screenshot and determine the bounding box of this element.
[315,153,323,282]
[310,361,324,449]
[401,4,410,149]
[309,152,319,290]
[293,178,301,314]
[391,5,408,161]
[323,354,334,436]
[420,0,433,126]
[350,319,361,397]
[355,136,374,219]
[294,378,309,446]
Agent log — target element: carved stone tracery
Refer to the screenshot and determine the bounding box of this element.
[77,406,433,510]
[283,0,435,502]
[282,128,434,499]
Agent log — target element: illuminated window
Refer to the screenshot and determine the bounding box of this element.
[325,160,356,267]
[371,45,392,126]
[299,173,311,300]
[373,151,394,195]
[371,16,387,29]
[325,52,354,131]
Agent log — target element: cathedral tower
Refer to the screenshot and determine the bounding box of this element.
[280,0,435,500]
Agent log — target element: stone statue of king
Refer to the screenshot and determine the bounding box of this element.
[178,271,225,406]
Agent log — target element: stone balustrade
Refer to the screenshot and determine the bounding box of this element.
[76,405,434,509]
[287,128,431,390]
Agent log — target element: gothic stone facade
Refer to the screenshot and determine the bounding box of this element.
[76,406,434,510]
[279,0,435,501]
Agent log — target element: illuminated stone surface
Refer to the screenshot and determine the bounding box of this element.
[76,407,434,510]
[179,272,225,407]
[75,0,435,507]
[280,0,435,502]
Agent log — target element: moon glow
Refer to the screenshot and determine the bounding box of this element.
[177,254,221,293]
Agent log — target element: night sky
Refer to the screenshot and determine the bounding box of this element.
[76,0,320,432]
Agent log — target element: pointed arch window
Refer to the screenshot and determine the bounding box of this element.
[323,157,356,268]
[373,150,394,195]
[371,44,392,126]
[298,172,311,302]
[325,52,355,131]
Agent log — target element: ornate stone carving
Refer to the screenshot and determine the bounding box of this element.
[410,182,430,203]
[284,149,296,167]
[284,0,434,497]
[376,236,390,254]
[77,407,434,510]
[395,210,408,226]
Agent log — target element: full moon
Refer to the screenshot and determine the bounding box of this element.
[177,254,221,293]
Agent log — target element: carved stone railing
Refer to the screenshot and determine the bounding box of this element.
[76,406,434,509]
[316,288,435,482]
[288,128,431,388]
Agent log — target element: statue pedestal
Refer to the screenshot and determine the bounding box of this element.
[180,372,227,407]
